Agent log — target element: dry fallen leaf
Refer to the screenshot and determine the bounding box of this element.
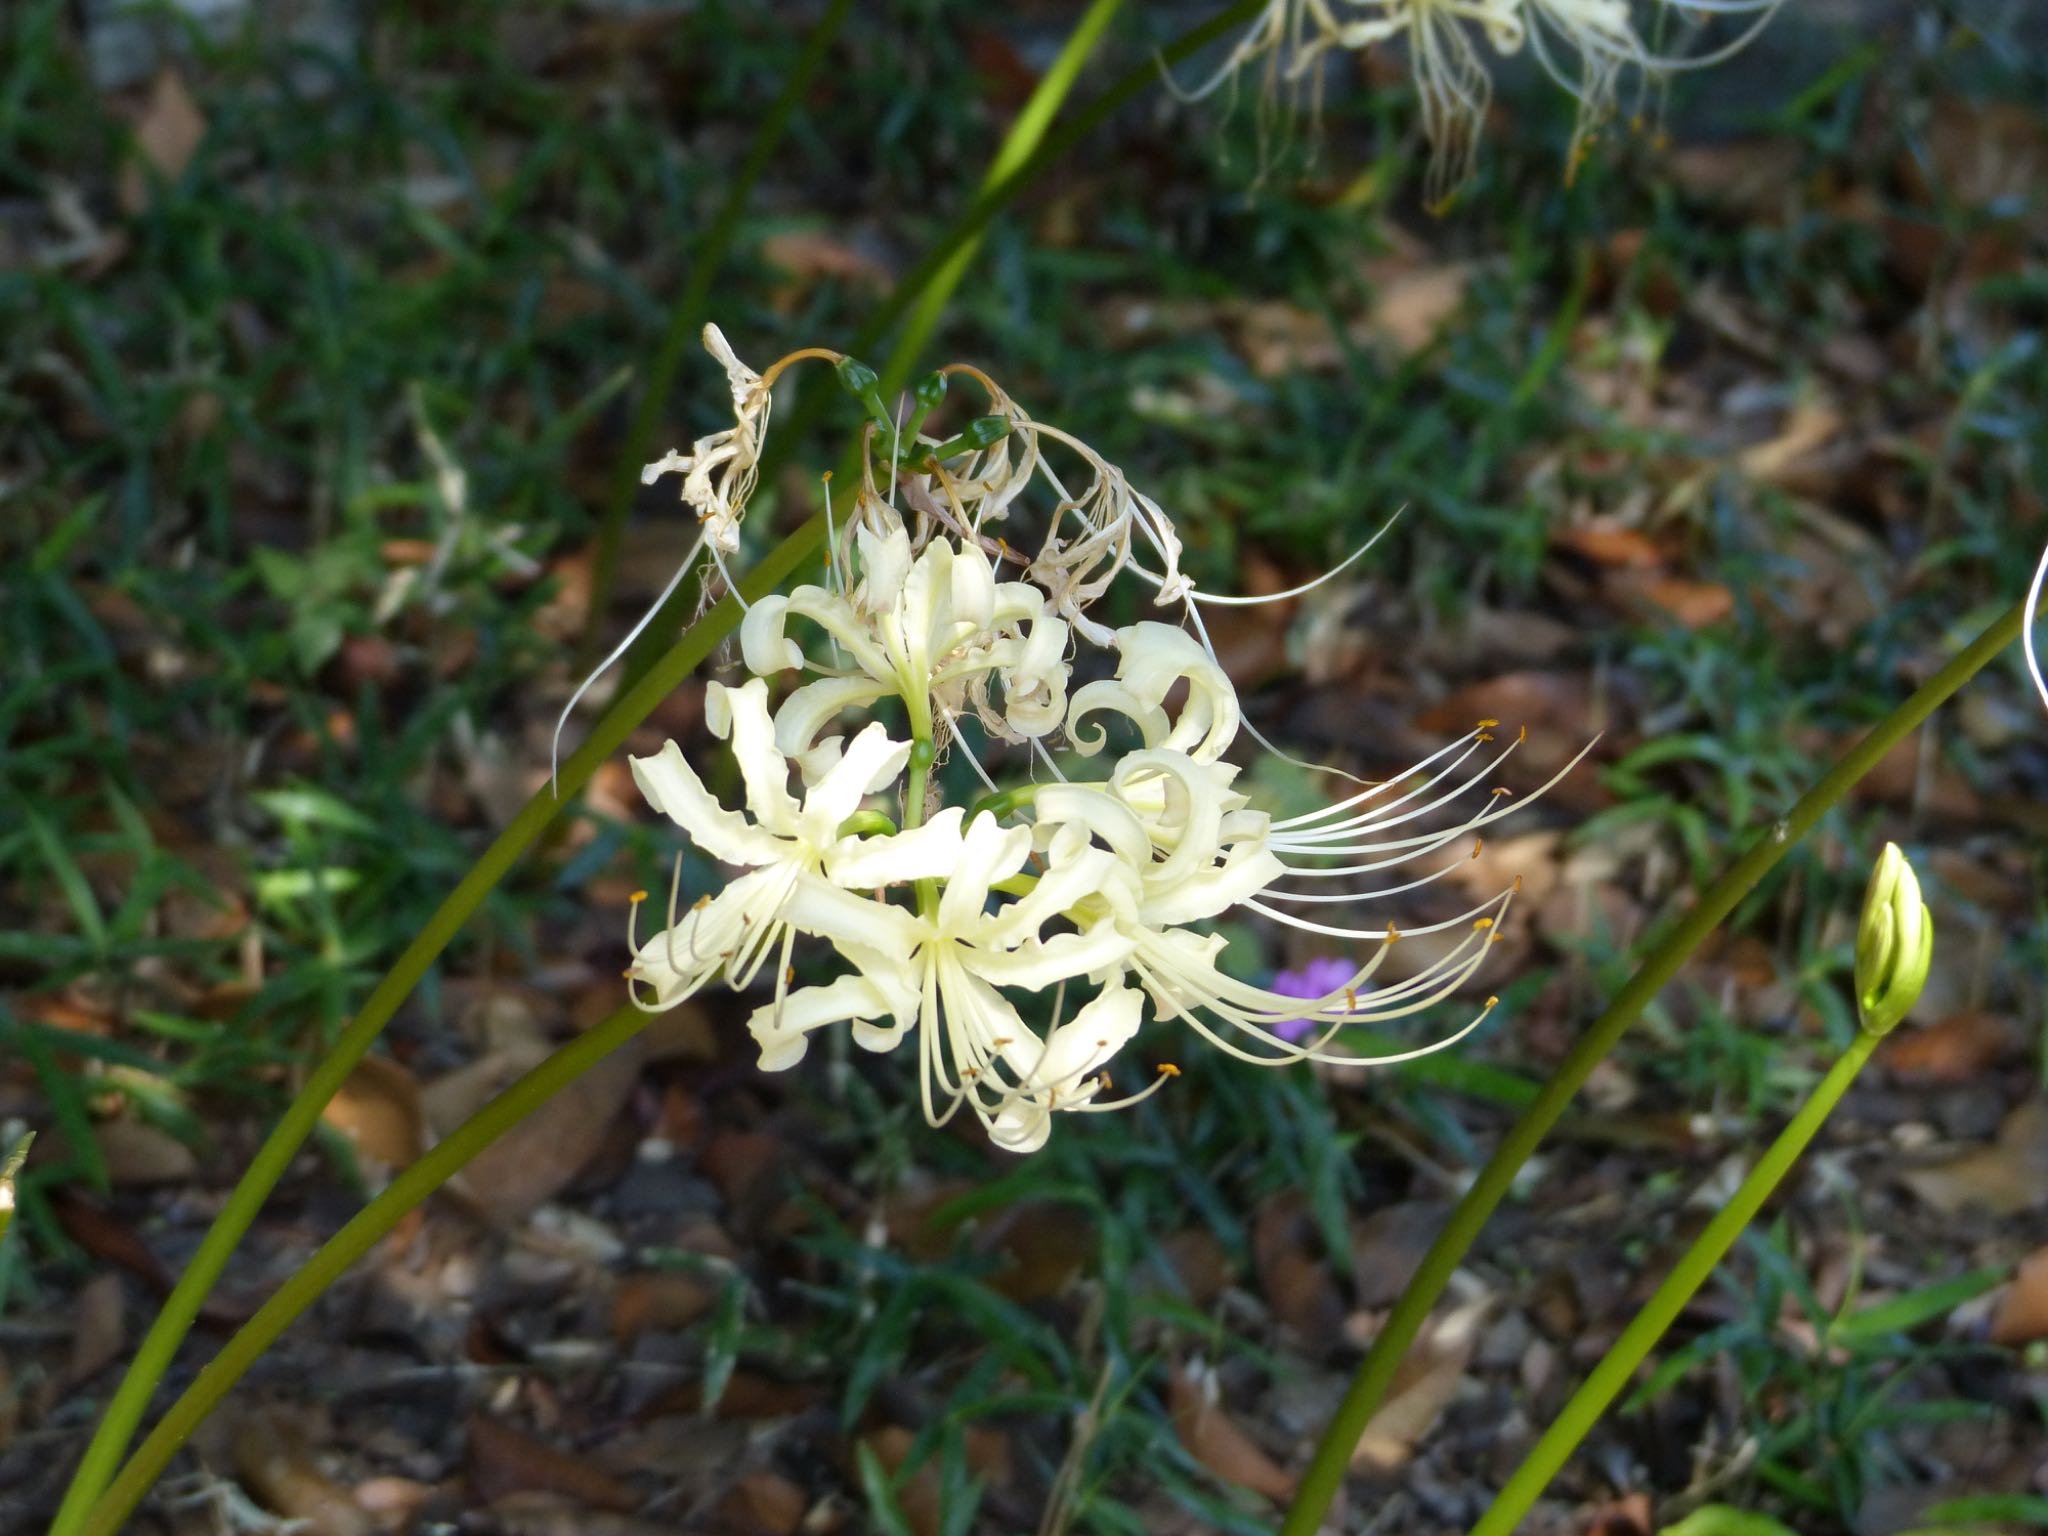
[92,1117,198,1185]
[322,1055,425,1174]
[611,1271,718,1344]
[985,1199,1096,1304]
[1990,1246,2048,1347]
[1253,1193,1346,1345]
[66,1272,126,1390]
[120,69,207,215]
[1362,263,1470,357]
[233,1416,375,1536]
[714,1472,809,1536]
[1882,1010,2022,1084]
[1168,1363,1297,1502]
[466,1416,639,1512]
[1623,574,1736,630]
[1739,399,1843,485]
[1901,1101,2048,1218]
[1350,1299,1484,1470]
[1554,524,1664,570]
[452,1040,642,1221]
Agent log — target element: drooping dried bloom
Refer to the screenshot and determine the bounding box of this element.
[612,331,1587,1151]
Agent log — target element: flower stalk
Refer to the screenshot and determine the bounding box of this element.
[1278,597,2027,1536]
[71,1005,654,1536]
[1463,844,1931,1536]
[48,0,1178,1521]
[577,0,854,671]
[1465,1028,1881,1536]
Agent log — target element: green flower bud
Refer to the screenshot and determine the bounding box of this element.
[1854,842,1933,1038]
[834,356,888,422]
[912,370,948,412]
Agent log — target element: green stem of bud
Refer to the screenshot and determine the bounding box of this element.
[1467,1028,1883,1536]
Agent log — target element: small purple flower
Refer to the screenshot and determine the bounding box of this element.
[1267,956,1361,1044]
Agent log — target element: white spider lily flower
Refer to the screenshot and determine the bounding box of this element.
[639,324,770,557]
[1066,621,1242,764]
[624,678,910,1010]
[743,522,1070,750]
[1182,0,1780,200]
[1524,0,1786,178]
[1029,745,1517,1067]
[756,810,1152,1152]
[1329,0,1525,206]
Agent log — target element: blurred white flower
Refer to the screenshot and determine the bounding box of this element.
[1175,0,1782,200]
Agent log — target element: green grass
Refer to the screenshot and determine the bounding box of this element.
[3,2,2045,1530]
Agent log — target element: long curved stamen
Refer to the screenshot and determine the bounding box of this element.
[701,535,752,615]
[553,530,706,796]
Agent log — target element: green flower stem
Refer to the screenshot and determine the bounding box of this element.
[577,0,854,671]
[74,1003,653,1536]
[49,556,783,1536]
[54,5,1184,1521]
[892,0,1125,374]
[1279,597,2028,1536]
[614,0,1266,691]
[1466,1028,1882,1536]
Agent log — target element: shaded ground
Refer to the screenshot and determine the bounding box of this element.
[2,3,2046,1534]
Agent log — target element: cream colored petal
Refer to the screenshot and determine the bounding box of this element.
[740,595,804,674]
[708,679,802,836]
[936,814,1034,932]
[826,806,967,889]
[855,522,913,616]
[987,1101,1052,1154]
[1033,984,1143,1088]
[967,920,1135,993]
[1142,841,1284,927]
[782,874,926,957]
[773,675,892,758]
[747,969,898,1072]
[629,741,784,867]
[802,722,912,838]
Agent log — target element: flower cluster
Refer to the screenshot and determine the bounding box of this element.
[613,330,1581,1152]
[1180,0,1783,203]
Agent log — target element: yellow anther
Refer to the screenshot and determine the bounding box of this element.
[1099,1072,1113,1091]
[621,967,635,979]
[1492,787,1513,799]
[821,469,834,483]
[1157,1062,1181,1078]
[1470,840,1484,859]
[1385,922,1402,943]
[1474,917,1494,930]
[1517,725,1527,743]
[1477,732,1495,744]
[993,1037,1013,1048]
[1512,874,1524,893]
[1477,718,1499,729]
[784,965,795,984]
[1485,995,1499,1008]
[693,894,712,910]
[1491,931,1506,944]
[1345,987,1358,1012]
[629,889,648,904]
